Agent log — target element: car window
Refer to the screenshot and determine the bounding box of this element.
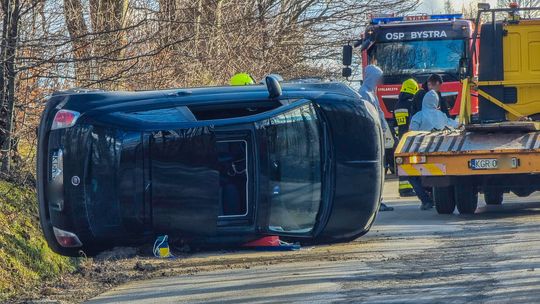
[265,103,322,233]
[122,106,196,123]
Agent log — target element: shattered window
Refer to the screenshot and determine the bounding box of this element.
[266,103,322,233]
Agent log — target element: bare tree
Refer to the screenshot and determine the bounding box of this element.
[498,0,540,17]
[444,0,452,13]
[0,0,23,174]
[0,0,420,178]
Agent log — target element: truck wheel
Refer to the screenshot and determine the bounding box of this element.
[455,185,478,214]
[484,190,503,205]
[433,186,456,214]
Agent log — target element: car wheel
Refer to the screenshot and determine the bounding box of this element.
[433,186,456,214]
[455,184,478,214]
[484,190,503,205]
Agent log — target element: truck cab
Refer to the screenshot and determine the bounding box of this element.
[361,14,479,122]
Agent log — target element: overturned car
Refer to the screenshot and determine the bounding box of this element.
[38,78,384,256]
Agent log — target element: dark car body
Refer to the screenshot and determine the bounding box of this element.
[37,81,384,256]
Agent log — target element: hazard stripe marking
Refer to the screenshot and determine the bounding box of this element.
[398,164,446,176]
[534,134,540,149]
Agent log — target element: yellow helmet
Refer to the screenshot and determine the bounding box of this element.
[230,73,255,86]
[400,78,419,95]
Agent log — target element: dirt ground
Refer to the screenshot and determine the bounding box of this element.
[24,177,540,303]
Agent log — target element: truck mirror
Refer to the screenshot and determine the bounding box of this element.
[477,2,490,10]
[343,45,353,66]
[342,67,352,78]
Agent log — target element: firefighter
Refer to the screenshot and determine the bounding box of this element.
[393,78,419,197]
[230,73,255,86]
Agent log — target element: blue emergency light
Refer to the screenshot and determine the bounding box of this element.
[371,16,404,24]
[431,13,464,20]
[371,13,463,24]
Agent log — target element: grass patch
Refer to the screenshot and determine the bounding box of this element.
[0,180,77,301]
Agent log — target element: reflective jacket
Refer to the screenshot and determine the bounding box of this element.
[393,92,415,138]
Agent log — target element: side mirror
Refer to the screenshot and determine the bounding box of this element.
[342,45,353,66]
[265,76,282,99]
[342,67,352,78]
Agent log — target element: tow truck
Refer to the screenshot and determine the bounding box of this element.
[394,3,540,214]
[343,13,479,171]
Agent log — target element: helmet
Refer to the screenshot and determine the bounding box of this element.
[230,73,255,86]
[400,78,419,95]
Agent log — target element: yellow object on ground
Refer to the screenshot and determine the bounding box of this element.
[398,180,413,190]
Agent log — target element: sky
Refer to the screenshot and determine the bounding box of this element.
[418,0,498,14]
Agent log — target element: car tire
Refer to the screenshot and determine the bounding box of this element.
[455,184,478,214]
[484,190,503,205]
[434,186,456,214]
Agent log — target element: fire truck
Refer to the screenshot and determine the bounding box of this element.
[361,13,479,121]
[343,13,480,170]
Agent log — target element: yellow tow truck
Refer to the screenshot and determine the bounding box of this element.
[394,3,540,214]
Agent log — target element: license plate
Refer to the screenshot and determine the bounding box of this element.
[469,158,498,170]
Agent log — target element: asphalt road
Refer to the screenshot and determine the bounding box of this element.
[88,178,540,303]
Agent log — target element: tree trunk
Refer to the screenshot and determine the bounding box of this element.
[89,0,129,88]
[63,0,92,86]
[0,0,21,174]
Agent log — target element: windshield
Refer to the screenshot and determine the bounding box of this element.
[265,103,322,234]
[368,39,465,79]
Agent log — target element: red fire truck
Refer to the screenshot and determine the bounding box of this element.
[342,13,480,171]
[360,14,479,124]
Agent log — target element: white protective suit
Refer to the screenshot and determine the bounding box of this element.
[359,65,394,147]
[359,65,389,130]
[409,90,459,131]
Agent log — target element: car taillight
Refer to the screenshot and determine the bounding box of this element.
[53,227,83,247]
[51,109,80,130]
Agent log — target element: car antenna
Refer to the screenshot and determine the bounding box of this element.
[265,75,282,99]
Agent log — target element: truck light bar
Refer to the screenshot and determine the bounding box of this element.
[371,14,463,24]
